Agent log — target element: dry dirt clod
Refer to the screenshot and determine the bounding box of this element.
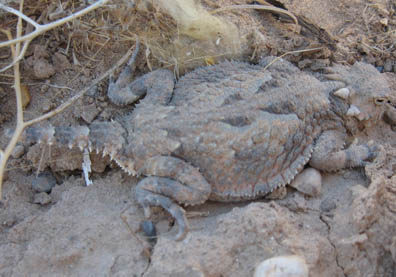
[31,171,57,193]
[33,192,52,205]
[33,59,55,79]
[53,52,72,72]
[80,103,100,123]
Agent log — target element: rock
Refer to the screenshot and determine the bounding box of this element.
[320,197,337,212]
[31,171,57,193]
[33,192,52,205]
[254,255,309,277]
[289,168,322,197]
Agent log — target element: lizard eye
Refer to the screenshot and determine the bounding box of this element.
[374,98,387,106]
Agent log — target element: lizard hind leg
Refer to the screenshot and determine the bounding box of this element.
[136,177,190,241]
[135,156,211,241]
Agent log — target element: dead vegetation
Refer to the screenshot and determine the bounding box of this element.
[0,0,112,197]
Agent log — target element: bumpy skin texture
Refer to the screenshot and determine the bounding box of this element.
[25,57,395,240]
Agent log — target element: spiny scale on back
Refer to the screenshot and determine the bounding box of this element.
[24,53,394,240]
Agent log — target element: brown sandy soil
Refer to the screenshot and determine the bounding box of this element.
[0,0,395,276]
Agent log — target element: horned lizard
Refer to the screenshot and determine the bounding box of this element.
[25,54,395,240]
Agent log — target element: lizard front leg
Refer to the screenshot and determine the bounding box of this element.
[135,156,211,241]
[309,130,378,171]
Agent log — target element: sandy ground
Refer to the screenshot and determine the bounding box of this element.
[0,0,395,276]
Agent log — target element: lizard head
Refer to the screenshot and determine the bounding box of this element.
[326,62,396,130]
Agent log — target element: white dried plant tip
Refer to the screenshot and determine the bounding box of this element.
[334,87,350,99]
[82,149,93,186]
[346,105,361,117]
[254,255,309,277]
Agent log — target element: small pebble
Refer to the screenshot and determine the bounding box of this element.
[31,171,57,193]
[41,102,52,113]
[379,18,388,26]
[86,84,98,97]
[1,215,16,227]
[33,192,52,205]
[384,59,394,72]
[289,168,322,197]
[11,144,25,158]
[254,255,309,277]
[376,66,384,73]
[320,197,337,212]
